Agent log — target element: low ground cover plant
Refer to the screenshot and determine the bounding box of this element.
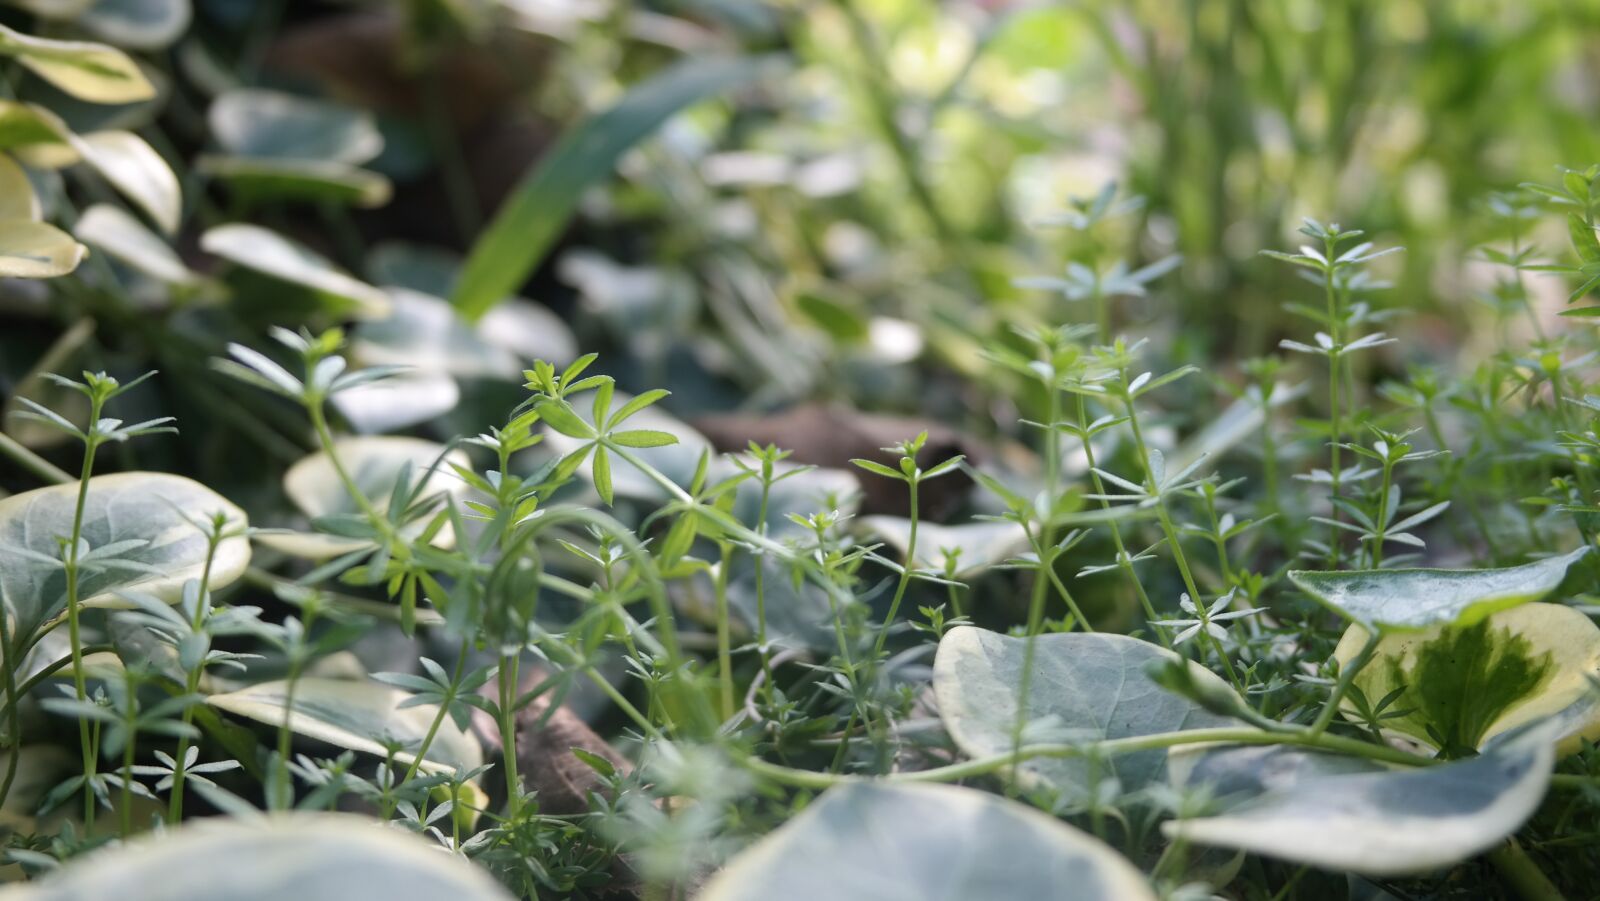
[3,2,1600,900]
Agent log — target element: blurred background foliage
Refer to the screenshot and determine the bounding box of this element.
[3,0,1600,502]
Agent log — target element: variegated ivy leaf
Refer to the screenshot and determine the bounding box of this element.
[698,783,1157,901]
[932,628,1238,795]
[0,473,250,640]
[200,224,391,319]
[254,437,470,559]
[1288,545,1592,632]
[207,678,482,775]
[3,813,514,901]
[0,24,154,104]
[1165,722,1557,877]
[1334,602,1600,755]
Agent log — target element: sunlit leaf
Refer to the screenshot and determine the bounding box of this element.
[1334,603,1600,754]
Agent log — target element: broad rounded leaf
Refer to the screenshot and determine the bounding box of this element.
[74,203,198,286]
[207,678,482,775]
[201,223,391,319]
[858,516,1028,578]
[1164,723,1556,876]
[351,289,520,380]
[78,0,193,52]
[209,89,382,165]
[697,783,1155,901]
[5,814,514,901]
[331,371,461,435]
[0,473,250,637]
[0,219,85,278]
[0,24,154,103]
[255,437,470,559]
[1333,602,1600,754]
[932,628,1236,793]
[1288,546,1592,632]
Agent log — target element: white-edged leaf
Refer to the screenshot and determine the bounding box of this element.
[207,678,481,775]
[0,473,250,637]
[1164,723,1557,876]
[200,223,391,319]
[698,783,1156,901]
[1288,546,1592,632]
[0,24,154,103]
[1,813,513,900]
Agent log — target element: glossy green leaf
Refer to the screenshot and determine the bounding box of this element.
[932,628,1237,794]
[0,473,250,638]
[452,54,784,321]
[1334,602,1600,754]
[1165,723,1557,876]
[1287,546,1592,632]
[698,783,1156,901]
[200,223,391,319]
[5,814,513,901]
[255,437,470,559]
[0,24,154,104]
[207,678,481,775]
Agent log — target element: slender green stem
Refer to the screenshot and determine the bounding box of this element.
[745,723,1429,790]
[871,482,919,660]
[1073,395,1165,642]
[1487,838,1567,901]
[65,393,105,829]
[167,531,222,823]
[497,653,522,817]
[1324,244,1345,566]
[714,543,736,721]
[1308,630,1378,737]
[1122,384,1241,689]
[400,636,474,788]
